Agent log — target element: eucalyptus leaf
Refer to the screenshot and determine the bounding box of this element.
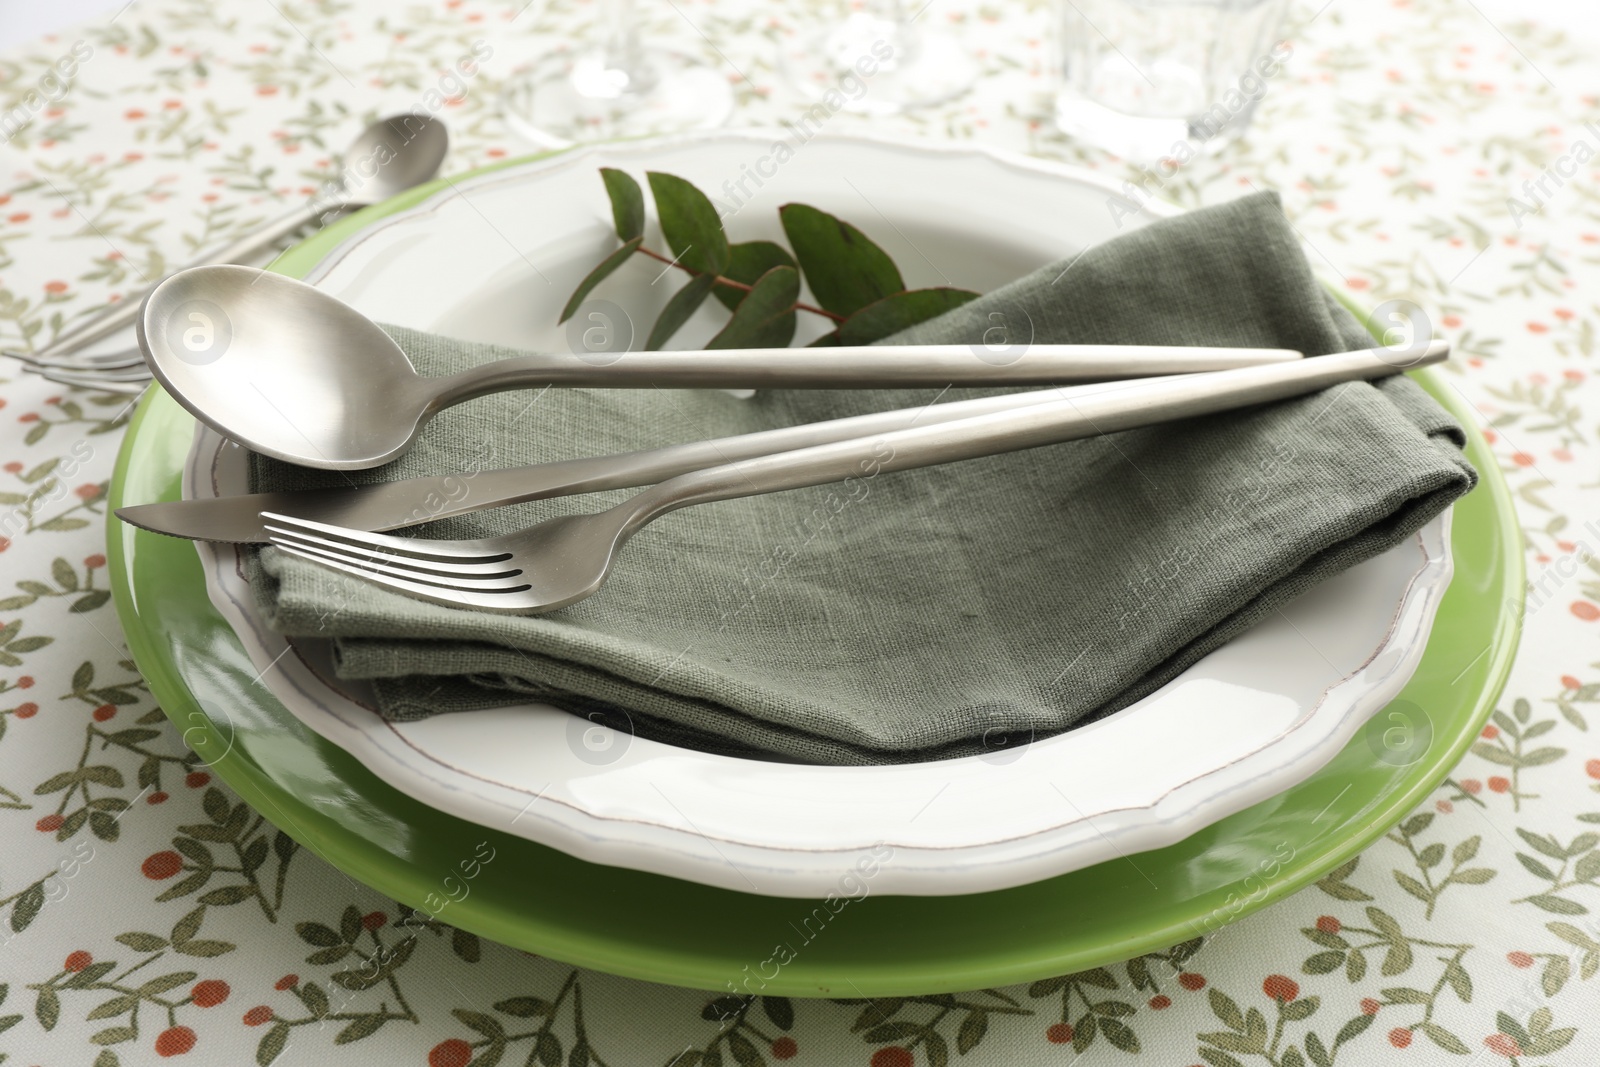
[837,287,981,345]
[646,274,718,350]
[648,171,730,274]
[780,203,904,317]
[559,236,643,324]
[600,168,645,241]
[714,241,797,310]
[707,267,799,349]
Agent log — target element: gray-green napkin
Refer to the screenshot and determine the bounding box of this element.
[248,192,1476,765]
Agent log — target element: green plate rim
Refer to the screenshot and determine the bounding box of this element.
[107,148,1523,996]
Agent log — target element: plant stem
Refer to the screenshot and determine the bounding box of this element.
[633,245,847,323]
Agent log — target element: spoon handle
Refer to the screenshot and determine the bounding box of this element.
[433,344,1303,402]
[624,342,1449,524]
[6,201,327,365]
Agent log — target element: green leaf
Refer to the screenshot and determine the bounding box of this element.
[851,998,905,1031]
[1399,813,1433,837]
[1281,1047,1306,1067]
[10,881,45,934]
[1526,893,1587,914]
[1543,954,1571,996]
[1449,867,1495,884]
[1417,843,1445,868]
[451,927,480,963]
[1100,1017,1139,1052]
[116,932,168,952]
[94,1050,118,1067]
[1380,941,1413,976]
[1393,872,1432,904]
[71,590,112,613]
[1345,948,1367,983]
[35,985,60,1030]
[1316,859,1372,900]
[707,266,799,349]
[494,996,553,1018]
[1303,951,1345,975]
[1282,996,1320,1021]
[51,557,78,591]
[1305,1031,1331,1067]
[714,241,798,311]
[536,1030,563,1066]
[762,995,795,1030]
[137,971,197,995]
[1548,921,1600,950]
[837,287,980,344]
[1209,988,1245,1031]
[1199,1049,1245,1067]
[1334,1012,1374,1046]
[727,1032,762,1067]
[339,905,363,943]
[90,1025,137,1045]
[334,1014,386,1044]
[1518,852,1558,880]
[559,236,643,324]
[779,203,903,317]
[1302,928,1349,950]
[175,939,233,957]
[645,273,717,350]
[647,172,729,274]
[300,982,330,1017]
[257,1021,290,1065]
[1444,958,1472,1001]
[601,168,645,241]
[1417,1021,1469,1054]
[198,884,256,906]
[956,1010,987,1053]
[86,993,137,1020]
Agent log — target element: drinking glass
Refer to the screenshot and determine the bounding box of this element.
[501,0,733,148]
[1055,0,1291,161]
[778,0,977,115]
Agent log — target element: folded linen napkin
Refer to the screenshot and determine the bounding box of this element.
[248,192,1476,765]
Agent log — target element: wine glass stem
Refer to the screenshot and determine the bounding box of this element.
[599,0,645,77]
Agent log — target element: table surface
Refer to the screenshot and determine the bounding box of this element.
[2,0,1596,1064]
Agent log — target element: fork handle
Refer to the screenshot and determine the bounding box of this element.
[623,342,1449,527]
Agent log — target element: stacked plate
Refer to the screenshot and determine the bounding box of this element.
[109,134,1522,995]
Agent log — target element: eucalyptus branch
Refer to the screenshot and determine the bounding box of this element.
[632,245,846,323]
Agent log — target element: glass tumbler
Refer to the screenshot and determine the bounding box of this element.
[1055,0,1291,161]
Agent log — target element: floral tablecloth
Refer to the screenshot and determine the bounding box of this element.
[2,0,1598,1064]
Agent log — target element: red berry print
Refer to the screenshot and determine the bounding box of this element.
[1572,601,1600,621]
[243,1005,273,1026]
[64,950,92,972]
[1586,759,1600,780]
[1360,998,1381,1015]
[1507,951,1534,968]
[14,703,37,719]
[36,814,63,832]
[1045,1023,1074,1044]
[155,1026,196,1056]
[1389,1027,1413,1048]
[186,772,210,788]
[872,1050,914,1067]
[1488,776,1510,793]
[85,554,106,569]
[142,851,183,879]
[1149,994,1171,1009]
[1178,972,1206,990]
[274,974,298,991]
[1485,1033,1521,1056]
[429,1039,473,1067]
[93,704,116,722]
[361,910,387,931]
[1261,974,1299,1002]
[1481,725,1499,739]
[1316,915,1340,934]
[771,1036,798,1059]
[1460,778,1481,793]
[16,676,31,688]
[148,791,168,804]
[190,979,229,1007]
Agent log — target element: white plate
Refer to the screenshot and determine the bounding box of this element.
[186,133,1452,897]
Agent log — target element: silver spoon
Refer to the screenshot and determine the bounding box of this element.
[139,264,1302,471]
[5,113,448,369]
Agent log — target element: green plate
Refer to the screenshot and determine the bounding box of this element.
[108,165,1522,998]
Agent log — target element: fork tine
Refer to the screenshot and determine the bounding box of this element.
[267,533,531,588]
[274,544,535,610]
[260,511,511,565]
[264,524,525,580]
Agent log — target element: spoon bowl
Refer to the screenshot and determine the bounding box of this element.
[341,114,450,207]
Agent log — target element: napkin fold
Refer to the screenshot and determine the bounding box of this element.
[248,192,1476,765]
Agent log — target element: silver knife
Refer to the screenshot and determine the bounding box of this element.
[121,378,1188,543]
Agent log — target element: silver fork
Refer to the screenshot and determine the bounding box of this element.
[263,341,1447,615]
